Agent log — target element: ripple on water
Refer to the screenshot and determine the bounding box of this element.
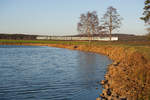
[0,45,112,100]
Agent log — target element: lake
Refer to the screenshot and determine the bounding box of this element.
[0,45,112,100]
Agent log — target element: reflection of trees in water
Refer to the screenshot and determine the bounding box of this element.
[76,51,98,89]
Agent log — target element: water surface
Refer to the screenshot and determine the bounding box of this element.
[0,45,112,100]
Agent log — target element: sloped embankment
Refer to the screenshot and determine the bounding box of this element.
[94,46,150,100]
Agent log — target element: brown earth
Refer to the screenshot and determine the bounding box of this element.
[1,42,150,100]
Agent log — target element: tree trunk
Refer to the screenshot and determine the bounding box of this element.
[87,28,91,44]
[109,15,112,41]
[109,28,112,41]
[88,33,91,44]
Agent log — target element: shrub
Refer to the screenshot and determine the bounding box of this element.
[146,33,150,40]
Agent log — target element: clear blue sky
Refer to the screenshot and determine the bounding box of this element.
[0,0,146,35]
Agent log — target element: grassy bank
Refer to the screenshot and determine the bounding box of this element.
[0,39,150,99]
[0,39,150,59]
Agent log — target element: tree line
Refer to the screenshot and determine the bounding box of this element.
[0,34,37,40]
[77,6,123,41]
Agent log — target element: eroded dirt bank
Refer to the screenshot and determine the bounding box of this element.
[1,43,150,100]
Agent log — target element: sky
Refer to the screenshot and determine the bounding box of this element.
[0,0,147,36]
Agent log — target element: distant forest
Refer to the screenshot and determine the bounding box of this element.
[0,34,37,40]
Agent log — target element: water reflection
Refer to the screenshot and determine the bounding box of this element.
[76,51,99,89]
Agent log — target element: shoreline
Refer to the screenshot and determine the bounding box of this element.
[0,42,150,100]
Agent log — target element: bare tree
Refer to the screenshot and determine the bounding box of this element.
[77,11,99,41]
[101,6,123,40]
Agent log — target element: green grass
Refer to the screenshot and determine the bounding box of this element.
[0,39,149,46]
[0,39,90,45]
[0,39,150,60]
